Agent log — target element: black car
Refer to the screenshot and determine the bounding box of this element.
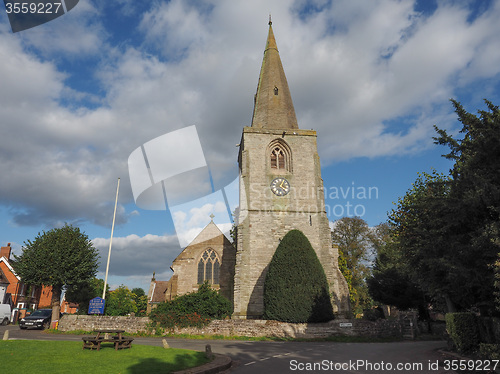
[19,309,52,330]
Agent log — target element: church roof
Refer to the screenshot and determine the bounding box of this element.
[251,19,299,130]
[184,220,229,248]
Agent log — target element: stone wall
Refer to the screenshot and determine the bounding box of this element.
[58,314,150,333]
[58,315,403,339]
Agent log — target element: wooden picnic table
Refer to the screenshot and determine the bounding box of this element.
[82,329,133,351]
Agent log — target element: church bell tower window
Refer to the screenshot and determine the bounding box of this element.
[197,248,220,285]
[269,139,292,172]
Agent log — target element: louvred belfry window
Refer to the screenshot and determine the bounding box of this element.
[197,248,220,285]
[269,140,292,172]
[271,147,286,169]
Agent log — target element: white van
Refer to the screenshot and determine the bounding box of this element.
[0,304,12,325]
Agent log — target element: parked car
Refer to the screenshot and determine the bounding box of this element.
[0,304,11,325]
[19,309,52,330]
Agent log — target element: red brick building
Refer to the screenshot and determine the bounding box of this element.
[0,243,53,318]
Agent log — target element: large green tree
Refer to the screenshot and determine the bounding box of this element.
[13,224,99,325]
[433,99,500,313]
[263,229,334,323]
[331,217,374,315]
[367,223,426,313]
[388,170,464,312]
[387,100,500,314]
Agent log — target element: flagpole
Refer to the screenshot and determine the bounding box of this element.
[103,177,120,300]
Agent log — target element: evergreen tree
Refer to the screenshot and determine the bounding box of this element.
[263,229,334,323]
[367,223,425,312]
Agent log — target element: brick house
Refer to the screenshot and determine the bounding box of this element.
[0,243,53,318]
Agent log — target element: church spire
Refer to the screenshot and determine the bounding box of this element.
[251,19,299,130]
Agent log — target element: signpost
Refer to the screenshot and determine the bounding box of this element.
[88,297,105,315]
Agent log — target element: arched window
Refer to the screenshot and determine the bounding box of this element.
[269,139,292,172]
[197,248,220,285]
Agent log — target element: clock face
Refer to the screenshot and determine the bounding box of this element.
[270,177,290,196]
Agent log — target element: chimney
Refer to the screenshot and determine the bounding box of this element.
[1,243,12,260]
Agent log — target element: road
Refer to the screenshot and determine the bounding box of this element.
[1,325,456,373]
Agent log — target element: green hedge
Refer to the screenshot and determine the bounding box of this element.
[480,344,500,360]
[263,229,334,323]
[445,312,480,353]
[149,282,232,329]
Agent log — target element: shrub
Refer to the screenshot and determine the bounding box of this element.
[263,229,334,323]
[363,307,385,321]
[445,312,480,353]
[149,282,232,330]
[479,344,500,360]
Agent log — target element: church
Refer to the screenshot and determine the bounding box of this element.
[148,20,350,318]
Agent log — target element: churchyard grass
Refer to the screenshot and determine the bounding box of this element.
[0,340,209,374]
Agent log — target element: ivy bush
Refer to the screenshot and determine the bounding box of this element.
[263,229,334,323]
[149,282,232,330]
[445,312,480,353]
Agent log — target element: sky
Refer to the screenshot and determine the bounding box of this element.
[1,0,500,293]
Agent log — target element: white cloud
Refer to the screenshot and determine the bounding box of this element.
[92,233,180,276]
[1,0,500,231]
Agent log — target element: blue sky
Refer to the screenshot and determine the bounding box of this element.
[1,0,499,292]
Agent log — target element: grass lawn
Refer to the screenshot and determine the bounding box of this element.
[0,340,210,374]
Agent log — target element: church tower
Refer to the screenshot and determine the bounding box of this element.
[233,19,350,319]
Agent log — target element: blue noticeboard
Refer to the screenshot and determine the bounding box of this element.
[88,297,105,315]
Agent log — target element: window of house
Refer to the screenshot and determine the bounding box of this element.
[197,249,220,285]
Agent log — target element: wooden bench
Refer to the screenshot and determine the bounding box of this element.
[82,336,133,351]
[82,336,103,350]
[113,338,134,350]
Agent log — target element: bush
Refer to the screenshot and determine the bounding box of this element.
[363,307,385,321]
[479,344,500,360]
[149,282,232,330]
[445,312,480,353]
[263,229,334,323]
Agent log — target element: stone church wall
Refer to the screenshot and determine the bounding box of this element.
[58,315,403,339]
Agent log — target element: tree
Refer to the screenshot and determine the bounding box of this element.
[131,288,147,316]
[64,277,108,314]
[105,286,137,316]
[388,170,463,312]
[434,99,500,313]
[12,224,99,325]
[331,217,374,315]
[263,229,334,323]
[367,223,426,313]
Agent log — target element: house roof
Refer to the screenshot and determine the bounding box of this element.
[0,256,20,281]
[0,267,9,285]
[150,280,170,303]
